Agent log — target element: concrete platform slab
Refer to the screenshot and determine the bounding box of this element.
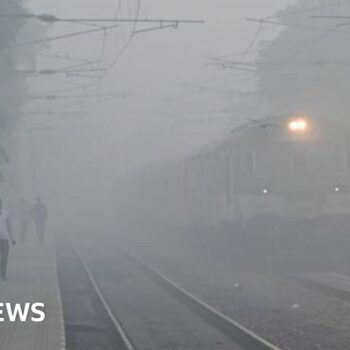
[0,241,65,350]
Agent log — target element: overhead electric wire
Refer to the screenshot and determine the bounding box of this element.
[106,0,141,71]
[34,83,96,96]
[208,49,261,60]
[48,18,204,24]
[14,0,205,120]
[36,53,92,63]
[213,60,350,66]
[310,14,350,28]
[2,67,106,76]
[2,23,120,50]
[312,15,350,19]
[0,13,204,24]
[179,83,258,96]
[246,17,350,33]
[24,92,127,100]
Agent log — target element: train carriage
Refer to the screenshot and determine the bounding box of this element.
[120,115,350,232]
[184,116,350,226]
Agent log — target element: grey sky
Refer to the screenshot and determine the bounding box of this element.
[20,0,295,219]
[25,0,295,146]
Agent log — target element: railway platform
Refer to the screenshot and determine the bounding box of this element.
[0,239,66,350]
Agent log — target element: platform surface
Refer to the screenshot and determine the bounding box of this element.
[0,239,65,350]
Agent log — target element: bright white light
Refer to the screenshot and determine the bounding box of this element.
[334,187,340,193]
[289,121,300,131]
[288,118,308,133]
[262,188,268,195]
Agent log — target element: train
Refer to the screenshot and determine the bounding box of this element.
[119,115,350,231]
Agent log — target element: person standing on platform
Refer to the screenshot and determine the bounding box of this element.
[31,197,48,245]
[18,198,30,244]
[0,199,15,280]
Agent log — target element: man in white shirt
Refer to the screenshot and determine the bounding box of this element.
[0,199,15,280]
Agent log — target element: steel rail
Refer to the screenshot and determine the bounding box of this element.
[122,250,282,350]
[75,250,136,350]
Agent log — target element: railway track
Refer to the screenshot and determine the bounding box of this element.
[76,250,136,350]
[57,237,287,350]
[56,243,136,350]
[60,240,283,350]
[119,250,282,350]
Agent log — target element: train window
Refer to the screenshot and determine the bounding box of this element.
[306,146,347,175]
[252,143,292,178]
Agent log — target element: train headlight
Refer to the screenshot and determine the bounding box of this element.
[332,186,344,194]
[287,117,309,133]
[262,188,269,195]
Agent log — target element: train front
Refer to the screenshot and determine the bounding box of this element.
[234,116,350,221]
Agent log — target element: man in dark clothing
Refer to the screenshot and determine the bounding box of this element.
[31,197,48,245]
[0,199,15,280]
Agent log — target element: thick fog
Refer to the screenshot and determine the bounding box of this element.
[6,1,350,349]
[258,1,350,123]
[6,0,350,251]
[0,0,43,207]
[11,0,350,257]
[11,0,297,232]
